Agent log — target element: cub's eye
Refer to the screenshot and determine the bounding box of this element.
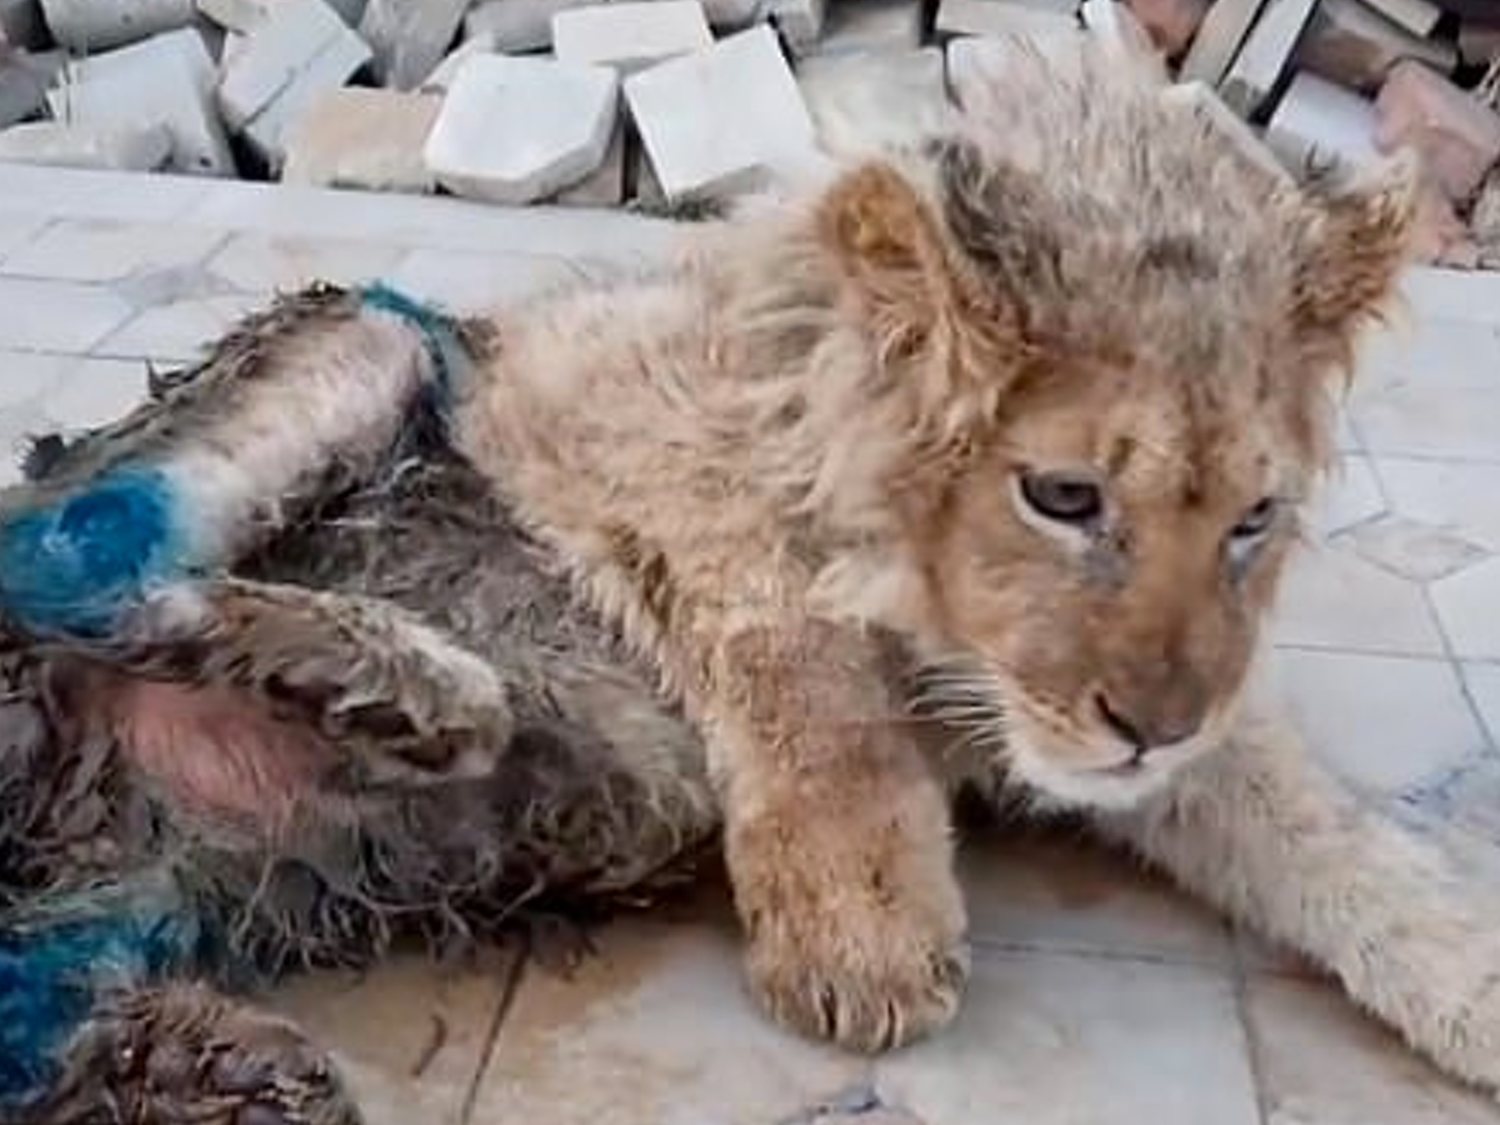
[1018,470,1104,526]
[1231,497,1278,540]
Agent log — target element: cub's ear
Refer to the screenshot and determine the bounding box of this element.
[1289,161,1419,368]
[815,162,961,360]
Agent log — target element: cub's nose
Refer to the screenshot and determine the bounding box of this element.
[1094,689,1204,756]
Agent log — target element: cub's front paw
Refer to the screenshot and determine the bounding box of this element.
[740,867,969,1053]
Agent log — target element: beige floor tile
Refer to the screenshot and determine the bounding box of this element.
[1431,557,1500,661]
[471,893,869,1125]
[0,276,134,352]
[1356,316,1500,392]
[0,349,74,412]
[1245,974,1500,1124]
[1273,542,1446,657]
[1308,454,1385,537]
[0,209,48,263]
[1354,384,1500,462]
[959,829,1232,966]
[42,356,148,431]
[1376,457,1500,554]
[96,291,270,362]
[0,163,211,222]
[0,219,226,283]
[1399,267,1500,326]
[384,248,583,314]
[1338,515,1490,583]
[1267,648,1487,794]
[264,950,517,1125]
[1463,663,1500,745]
[876,951,1258,1125]
[206,232,405,293]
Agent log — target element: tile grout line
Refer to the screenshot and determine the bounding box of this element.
[458,943,529,1125]
[1229,937,1275,1125]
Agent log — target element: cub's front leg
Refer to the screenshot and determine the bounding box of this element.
[706,619,968,1052]
[1102,711,1500,1095]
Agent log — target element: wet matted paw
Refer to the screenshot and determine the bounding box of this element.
[33,983,362,1125]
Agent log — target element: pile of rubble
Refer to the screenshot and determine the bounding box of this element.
[0,0,1498,264]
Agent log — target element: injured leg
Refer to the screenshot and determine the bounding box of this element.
[0,284,476,639]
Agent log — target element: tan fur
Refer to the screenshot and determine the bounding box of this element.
[448,49,1418,1049]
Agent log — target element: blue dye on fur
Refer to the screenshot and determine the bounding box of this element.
[0,465,184,636]
[360,282,469,404]
[0,898,201,1104]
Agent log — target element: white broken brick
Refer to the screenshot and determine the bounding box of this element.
[1162,80,1290,184]
[1178,0,1259,86]
[419,31,495,92]
[358,0,468,90]
[798,47,953,157]
[936,0,1078,40]
[554,118,626,205]
[817,0,923,56]
[945,26,1083,107]
[554,1,711,73]
[0,119,171,169]
[39,0,197,51]
[47,28,234,175]
[423,54,618,204]
[1219,0,1318,118]
[1265,70,1380,173]
[219,0,372,167]
[282,86,438,191]
[626,25,817,201]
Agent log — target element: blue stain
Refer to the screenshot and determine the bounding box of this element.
[0,887,202,1104]
[360,282,470,406]
[0,465,185,636]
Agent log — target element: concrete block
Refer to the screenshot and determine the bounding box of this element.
[1265,70,1380,173]
[1376,59,1500,201]
[1178,0,1263,87]
[1218,0,1318,118]
[39,0,197,51]
[798,47,952,156]
[945,25,1083,107]
[816,0,923,56]
[1364,0,1441,36]
[418,31,495,92]
[423,53,619,204]
[1297,0,1456,93]
[935,0,1078,40]
[46,28,234,175]
[465,0,579,51]
[282,86,439,192]
[554,118,626,205]
[219,0,372,167]
[625,25,816,201]
[195,0,265,31]
[0,0,45,47]
[358,0,468,90]
[554,1,712,72]
[0,119,171,168]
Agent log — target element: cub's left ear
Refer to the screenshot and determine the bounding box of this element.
[1289,160,1419,368]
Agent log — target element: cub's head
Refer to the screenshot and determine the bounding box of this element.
[805,54,1416,808]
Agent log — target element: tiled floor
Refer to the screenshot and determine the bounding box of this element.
[2,165,1499,1124]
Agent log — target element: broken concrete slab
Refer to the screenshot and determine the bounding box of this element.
[39,0,198,51]
[1219,0,1318,118]
[625,24,817,201]
[1297,0,1457,93]
[815,0,923,55]
[358,0,468,90]
[418,31,495,91]
[1376,59,1500,201]
[1265,70,1380,172]
[936,0,1079,40]
[282,86,438,192]
[554,118,626,205]
[1123,0,1206,57]
[798,46,953,156]
[423,53,618,204]
[1163,80,1290,183]
[47,28,235,175]
[553,1,712,72]
[0,119,172,169]
[1179,0,1264,86]
[218,0,372,167]
[945,25,1084,106]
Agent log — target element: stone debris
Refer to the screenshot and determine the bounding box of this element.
[0,117,169,167]
[1219,0,1318,115]
[46,27,233,174]
[553,0,712,72]
[0,0,45,47]
[1125,0,1209,57]
[626,24,817,201]
[282,86,438,190]
[1297,0,1455,92]
[423,53,618,203]
[1179,0,1261,85]
[419,30,494,91]
[1265,69,1381,169]
[0,44,55,126]
[1376,58,1500,201]
[816,0,923,55]
[38,0,197,52]
[554,116,625,204]
[767,0,827,56]
[358,0,469,90]
[464,0,578,51]
[936,0,1081,41]
[218,0,372,167]
[798,46,952,156]
[197,0,266,34]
